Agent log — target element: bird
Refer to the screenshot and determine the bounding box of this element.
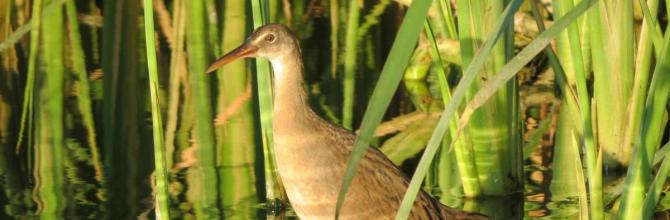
[207,24,489,220]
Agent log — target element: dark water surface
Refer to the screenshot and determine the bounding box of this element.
[0,162,609,219]
[2,145,670,219]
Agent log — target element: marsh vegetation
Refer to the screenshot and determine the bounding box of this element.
[0,0,669,219]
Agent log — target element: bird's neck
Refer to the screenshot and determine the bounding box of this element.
[270,50,315,133]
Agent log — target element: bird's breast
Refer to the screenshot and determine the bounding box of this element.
[272,132,351,218]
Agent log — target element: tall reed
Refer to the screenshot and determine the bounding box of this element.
[251,0,286,204]
[342,0,361,129]
[34,0,66,217]
[455,0,521,197]
[184,0,220,218]
[618,8,670,218]
[141,0,170,218]
[102,0,154,217]
[65,0,103,182]
[217,0,259,218]
[552,0,601,218]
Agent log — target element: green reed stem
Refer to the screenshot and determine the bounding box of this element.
[530,1,584,209]
[35,0,66,217]
[424,20,480,197]
[142,0,170,218]
[165,0,186,168]
[357,0,391,43]
[329,0,339,77]
[64,0,104,182]
[457,0,518,196]
[185,0,219,218]
[618,24,670,220]
[436,0,457,38]
[342,0,361,129]
[218,0,258,217]
[643,142,670,219]
[623,0,660,168]
[16,0,44,153]
[637,0,663,54]
[251,0,284,202]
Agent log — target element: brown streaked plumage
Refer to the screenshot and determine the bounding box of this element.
[208,24,489,220]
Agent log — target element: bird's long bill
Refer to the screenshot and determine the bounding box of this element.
[206,43,258,73]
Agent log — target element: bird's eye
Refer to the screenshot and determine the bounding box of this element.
[265,34,276,42]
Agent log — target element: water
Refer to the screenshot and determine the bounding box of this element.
[0,141,668,219]
[0,163,618,219]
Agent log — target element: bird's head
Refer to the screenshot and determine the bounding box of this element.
[206,24,298,73]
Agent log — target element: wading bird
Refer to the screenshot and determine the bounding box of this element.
[207,24,488,220]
